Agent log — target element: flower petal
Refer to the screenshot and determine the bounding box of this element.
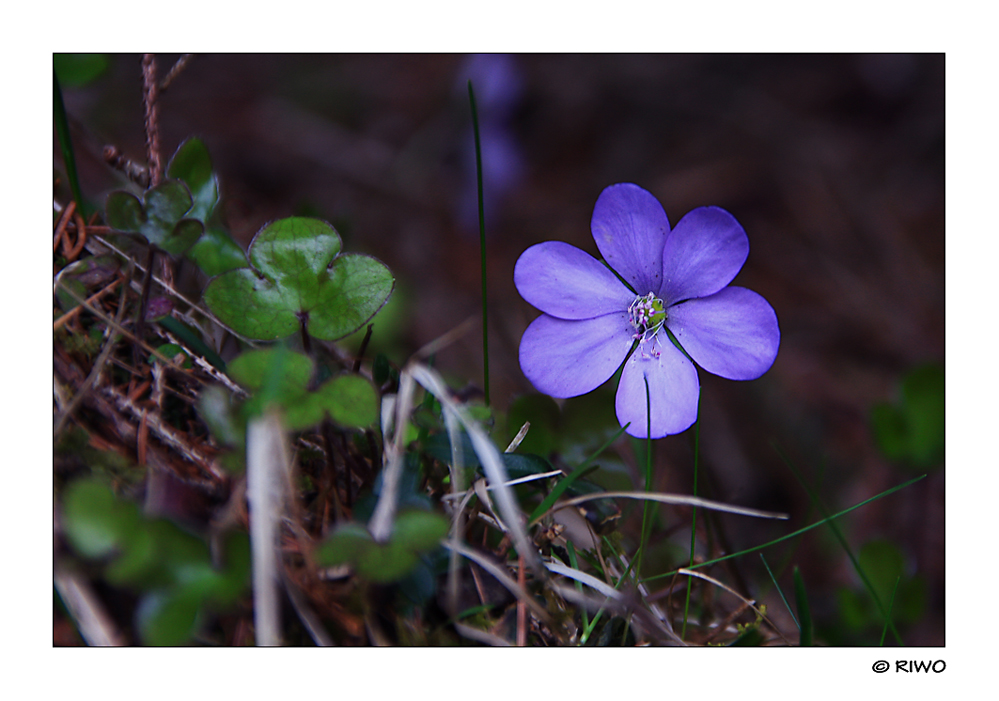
[519,312,634,398]
[660,206,749,304]
[590,183,670,295]
[514,241,634,319]
[666,286,780,380]
[616,338,700,438]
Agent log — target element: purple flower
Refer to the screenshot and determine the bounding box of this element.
[515,183,780,438]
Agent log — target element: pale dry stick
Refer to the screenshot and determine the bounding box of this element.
[246,411,294,646]
[54,565,126,646]
[675,567,792,645]
[442,405,465,617]
[282,570,335,646]
[453,622,512,647]
[368,370,417,543]
[516,553,527,646]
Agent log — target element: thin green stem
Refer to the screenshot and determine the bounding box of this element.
[681,396,701,638]
[761,553,798,630]
[635,377,653,587]
[467,80,490,406]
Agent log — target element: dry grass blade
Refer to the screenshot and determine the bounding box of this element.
[454,622,512,646]
[246,411,293,646]
[675,567,790,645]
[539,491,789,524]
[545,560,623,600]
[443,542,552,626]
[409,363,542,576]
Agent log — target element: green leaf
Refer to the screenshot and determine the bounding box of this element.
[392,509,449,552]
[61,478,142,559]
[229,348,315,396]
[187,226,247,277]
[105,180,203,256]
[871,363,944,470]
[858,539,905,611]
[229,348,378,431]
[136,589,202,646]
[54,54,109,87]
[318,374,378,429]
[314,511,447,584]
[203,217,394,341]
[166,138,218,222]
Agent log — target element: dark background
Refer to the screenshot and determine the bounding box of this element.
[59,54,944,644]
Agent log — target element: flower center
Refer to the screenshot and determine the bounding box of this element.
[628,292,667,347]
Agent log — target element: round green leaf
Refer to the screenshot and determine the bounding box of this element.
[228,348,314,394]
[203,217,394,341]
[62,478,141,559]
[318,374,378,429]
[314,522,374,567]
[392,510,448,552]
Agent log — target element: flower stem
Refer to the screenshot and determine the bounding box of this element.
[635,377,654,590]
[681,391,701,638]
[468,80,490,406]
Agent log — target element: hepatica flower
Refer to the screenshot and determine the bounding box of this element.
[515,183,779,438]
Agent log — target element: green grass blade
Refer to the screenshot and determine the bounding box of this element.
[761,553,798,630]
[879,575,902,646]
[643,474,926,583]
[793,566,813,646]
[54,70,87,217]
[467,80,489,406]
[773,443,904,645]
